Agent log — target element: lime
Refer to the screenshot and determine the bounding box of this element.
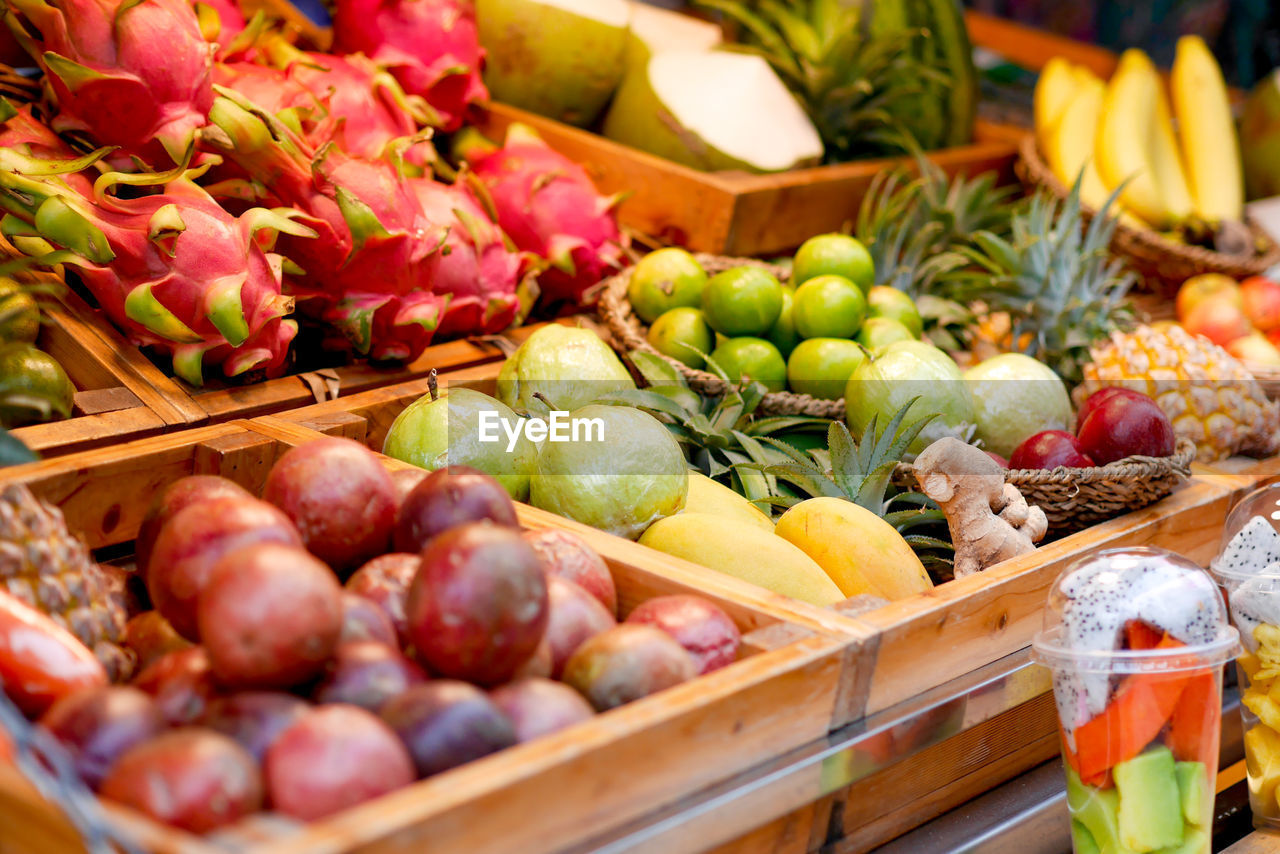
[0,278,39,345]
[787,338,867,400]
[765,288,800,357]
[627,248,708,323]
[792,234,875,292]
[0,343,74,428]
[709,337,787,392]
[792,275,867,340]
[647,307,714,369]
[700,267,784,337]
[866,286,922,337]
[856,317,915,351]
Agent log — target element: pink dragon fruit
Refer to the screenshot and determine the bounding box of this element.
[204,88,450,361]
[4,0,215,164]
[191,0,245,53]
[457,123,626,312]
[0,133,309,385]
[409,176,525,337]
[331,0,486,132]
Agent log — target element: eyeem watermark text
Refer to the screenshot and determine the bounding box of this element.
[478,411,605,453]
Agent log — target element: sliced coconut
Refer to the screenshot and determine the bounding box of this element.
[602,50,823,173]
[476,0,630,127]
[626,2,722,68]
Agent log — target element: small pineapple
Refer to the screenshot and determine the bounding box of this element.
[0,484,134,680]
[1080,324,1280,463]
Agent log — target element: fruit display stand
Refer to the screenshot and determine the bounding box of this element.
[257,362,1249,850]
[0,419,858,854]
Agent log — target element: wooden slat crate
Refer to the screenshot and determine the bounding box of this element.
[0,420,858,854]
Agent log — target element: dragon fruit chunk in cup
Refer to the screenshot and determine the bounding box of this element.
[1033,547,1239,854]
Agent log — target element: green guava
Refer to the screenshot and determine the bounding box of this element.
[497,324,635,415]
[845,340,975,455]
[963,353,1073,459]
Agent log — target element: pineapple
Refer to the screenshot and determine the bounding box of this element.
[0,484,134,680]
[1081,324,1280,463]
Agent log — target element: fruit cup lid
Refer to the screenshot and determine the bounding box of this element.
[1211,482,1280,585]
[1032,547,1239,674]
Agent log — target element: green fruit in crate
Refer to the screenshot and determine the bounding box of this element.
[765,288,800,358]
[647,307,714,369]
[963,353,1072,459]
[627,248,707,324]
[845,340,975,455]
[792,275,866,339]
[530,404,687,540]
[866,286,922,337]
[382,387,538,501]
[602,51,823,173]
[497,324,634,415]
[856,317,914,351]
[0,344,73,428]
[476,0,630,128]
[792,234,874,291]
[787,338,866,401]
[700,267,784,337]
[1241,69,1280,200]
[708,338,786,393]
[0,278,39,345]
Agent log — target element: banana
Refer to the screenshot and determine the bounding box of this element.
[1172,35,1244,223]
[1046,76,1112,209]
[1035,57,1082,148]
[1096,55,1180,229]
[1117,49,1195,223]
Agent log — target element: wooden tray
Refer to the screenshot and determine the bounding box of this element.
[0,420,856,854]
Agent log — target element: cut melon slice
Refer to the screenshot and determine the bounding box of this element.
[602,50,823,173]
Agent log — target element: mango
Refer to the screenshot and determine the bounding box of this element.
[638,513,843,607]
[774,497,931,600]
[1245,723,1280,807]
[683,473,774,532]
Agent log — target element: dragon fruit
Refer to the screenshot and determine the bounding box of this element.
[1228,571,1280,654]
[4,0,215,164]
[191,0,245,53]
[1046,549,1227,743]
[457,123,626,312]
[204,88,450,361]
[410,176,525,337]
[0,138,310,384]
[1216,516,1280,587]
[331,0,485,132]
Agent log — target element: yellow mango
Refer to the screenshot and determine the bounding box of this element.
[773,497,932,600]
[1246,724,1280,807]
[683,472,774,532]
[638,512,844,606]
[1245,693,1280,733]
[1241,651,1261,680]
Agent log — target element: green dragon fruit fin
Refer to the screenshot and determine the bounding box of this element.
[34,197,114,264]
[0,214,37,238]
[41,53,111,93]
[171,343,208,386]
[221,11,270,58]
[332,185,391,255]
[597,191,630,216]
[504,123,547,149]
[242,207,318,247]
[193,1,221,41]
[0,98,17,123]
[451,206,494,253]
[125,283,204,344]
[546,235,586,276]
[147,204,186,258]
[451,127,498,164]
[205,275,250,346]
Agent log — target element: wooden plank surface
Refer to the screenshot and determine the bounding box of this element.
[964,10,1120,76]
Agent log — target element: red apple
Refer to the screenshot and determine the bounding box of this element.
[1075,387,1152,432]
[1228,332,1280,366]
[1008,431,1096,470]
[1241,276,1280,333]
[984,451,1008,469]
[1182,300,1252,346]
[1176,273,1242,320]
[1077,393,1176,465]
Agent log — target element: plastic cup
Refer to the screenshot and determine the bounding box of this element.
[1212,483,1280,830]
[1033,548,1239,854]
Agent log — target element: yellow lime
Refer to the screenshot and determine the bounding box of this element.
[709,337,786,392]
[627,248,708,323]
[866,286,922,337]
[0,343,74,428]
[787,338,867,400]
[792,275,866,339]
[648,307,714,368]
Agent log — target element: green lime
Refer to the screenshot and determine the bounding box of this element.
[709,337,787,392]
[792,234,875,292]
[700,267,784,337]
[856,317,915,351]
[647,307,714,369]
[866,286,922,337]
[792,275,867,340]
[765,288,800,357]
[0,343,73,428]
[0,278,39,345]
[786,338,867,400]
[627,248,708,323]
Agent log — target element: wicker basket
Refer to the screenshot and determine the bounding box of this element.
[1016,135,1280,296]
[598,254,846,418]
[900,437,1196,536]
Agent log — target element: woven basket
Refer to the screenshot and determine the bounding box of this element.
[899,437,1196,536]
[598,254,846,418]
[1016,136,1280,296]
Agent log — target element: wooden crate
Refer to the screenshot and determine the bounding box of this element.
[0,421,858,854]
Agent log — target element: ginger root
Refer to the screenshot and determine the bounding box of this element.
[913,438,1048,577]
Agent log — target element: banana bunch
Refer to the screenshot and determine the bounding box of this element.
[1033,38,1243,235]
